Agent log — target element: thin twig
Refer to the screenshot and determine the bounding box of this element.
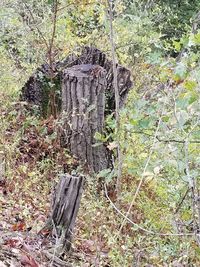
[47,0,59,118]
[57,3,73,12]
[104,184,155,234]
[104,184,199,237]
[129,130,200,144]
[107,0,122,199]
[118,95,168,233]
[156,137,200,144]
[49,0,58,72]
[174,187,190,214]
[45,250,72,267]
[57,1,95,12]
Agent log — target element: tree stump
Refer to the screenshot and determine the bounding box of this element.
[20,47,132,171]
[44,174,84,254]
[61,64,109,172]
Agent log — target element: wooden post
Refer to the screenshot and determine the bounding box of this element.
[44,174,84,254]
[61,64,109,172]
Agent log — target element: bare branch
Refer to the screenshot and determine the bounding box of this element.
[131,130,200,144]
[49,0,59,72]
[156,137,200,144]
[174,187,190,214]
[107,0,122,199]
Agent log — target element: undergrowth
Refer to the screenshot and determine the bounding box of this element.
[1,80,200,267]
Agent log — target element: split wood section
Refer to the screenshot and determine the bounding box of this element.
[48,174,84,254]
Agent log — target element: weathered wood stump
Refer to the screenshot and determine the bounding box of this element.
[20,47,132,171]
[44,174,84,254]
[61,64,109,172]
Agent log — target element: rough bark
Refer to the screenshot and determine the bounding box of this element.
[20,46,132,115]
[76,46,133,109]
[61,64,109,172]
[44,174,84,254]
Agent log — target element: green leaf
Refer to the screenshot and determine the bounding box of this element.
[162,116,170,122]
[97,169,111,178]
[94,132,104,141]
[174,62,187,79]
[173,40,181,52]
[146,51,162,64]
[97,168,114,183]
[188,93,198,105]
[138,118,150,129]
[176,96,190,109]
[176,110,189,127]
[183,80,197,91]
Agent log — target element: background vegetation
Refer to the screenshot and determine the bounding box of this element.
[0,0,200,266]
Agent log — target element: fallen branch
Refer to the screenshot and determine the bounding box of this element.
[131,131,200,144]
[44,250,73,267]
[175,187,190,214]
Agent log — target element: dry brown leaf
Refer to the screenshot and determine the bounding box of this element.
[20,254,39,267]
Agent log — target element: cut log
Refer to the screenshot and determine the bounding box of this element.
[61,64,109,172]
[43,174,84,254]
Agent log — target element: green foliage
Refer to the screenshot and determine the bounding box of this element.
[0,0,200,266]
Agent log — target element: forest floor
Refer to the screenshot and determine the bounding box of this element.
[0,90,130,267]
[0,89,199,267]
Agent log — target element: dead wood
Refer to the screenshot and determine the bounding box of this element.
[42,174,84,254]
[61,64,109,172]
